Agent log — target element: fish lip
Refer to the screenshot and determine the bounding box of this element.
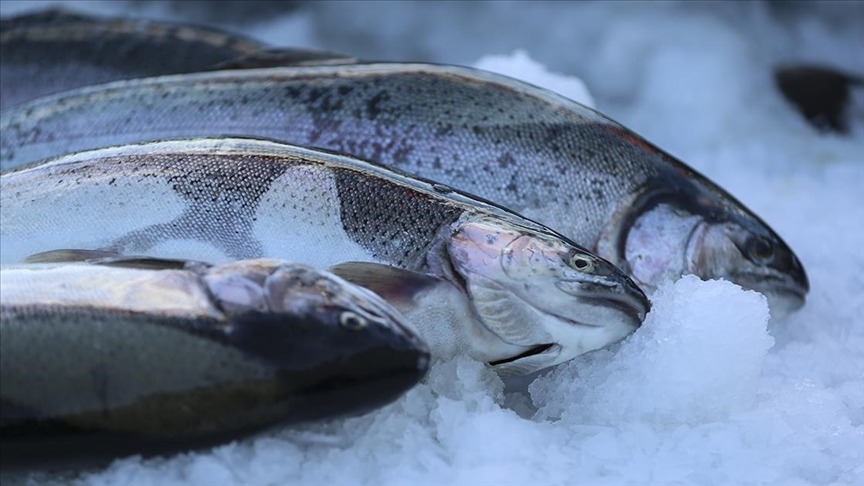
[560,296,647,329]
[488,343,557,366]
[556,279,651,325]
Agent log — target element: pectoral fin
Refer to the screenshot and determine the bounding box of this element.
[205,48,357,70]
[328,262,443,312]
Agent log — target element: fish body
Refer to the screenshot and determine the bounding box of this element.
[0,63,808,315]
[0,9,266,110]
[0,258,428,466]
[0,138,648,375]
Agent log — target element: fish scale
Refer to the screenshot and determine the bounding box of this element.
[332,168,462,267]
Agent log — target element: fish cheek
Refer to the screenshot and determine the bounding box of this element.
[623,204,702,290]
[685,223,751,281]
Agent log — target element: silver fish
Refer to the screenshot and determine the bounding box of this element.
[0,63,808,316]
[0,9,352,110]
[0,258,428,466]
[0,138,649,376]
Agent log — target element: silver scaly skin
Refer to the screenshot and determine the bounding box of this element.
[0,138,649,375]
[0,258,428,466]
[0,63,808,316]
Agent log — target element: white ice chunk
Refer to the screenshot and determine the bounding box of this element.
[531,276,774,425]
[473,49,596,108]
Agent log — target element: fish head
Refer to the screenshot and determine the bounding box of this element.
[442,216,649,375]
[201,259,429,417]
[589,125,808,319]
[684,218,809,318]
[616,188,808,319]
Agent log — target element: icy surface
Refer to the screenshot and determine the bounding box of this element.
[1,1,862,485]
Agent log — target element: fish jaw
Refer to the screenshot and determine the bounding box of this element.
[444,216,649,375]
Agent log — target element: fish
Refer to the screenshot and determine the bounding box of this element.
[0,257,428,467]
[0,9,347,111]
[0,63,808,316]
[0,137,649,376]
[774,64,863,134]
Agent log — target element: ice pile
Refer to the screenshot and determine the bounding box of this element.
[531,275,773,426]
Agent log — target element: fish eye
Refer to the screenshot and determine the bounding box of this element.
[748,237,775,262]
[568,253,595,272]
[339,311,368,330]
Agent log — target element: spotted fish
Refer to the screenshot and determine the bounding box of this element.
[0,63,808,316]
[0,138,649,376]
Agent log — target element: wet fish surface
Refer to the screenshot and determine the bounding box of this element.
[0,258,428,467]
[0,138,649,376]
[0,9,267,110]
[0,63,808,315]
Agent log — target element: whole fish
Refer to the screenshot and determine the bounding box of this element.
[0,258,428,467]
[1,9,265,110]
[0,63,808,316]
[0,138,649,376]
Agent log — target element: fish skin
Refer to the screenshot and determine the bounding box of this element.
[0,258,428,467]
[0,8,266,110]
[0,63,808,315]
[0,137,649,375]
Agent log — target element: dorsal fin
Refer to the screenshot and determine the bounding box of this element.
[23,249,207,271]
[24,249,120,264]
[204,47,357,70]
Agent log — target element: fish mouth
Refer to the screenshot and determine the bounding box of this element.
[488,343,556,367]
[555,277,650,324]
[561,286,650,326]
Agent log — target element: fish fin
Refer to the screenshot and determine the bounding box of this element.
[328,262,441,311]
[23,249,206,271]
[204,48,357,70]
[23,249,121,264]
[467,275,551,346]
[89,256,207,271]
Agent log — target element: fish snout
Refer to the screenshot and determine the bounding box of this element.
[556,258,651,326]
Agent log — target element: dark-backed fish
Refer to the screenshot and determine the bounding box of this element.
[0,258,427,467]
[0,8,269,110]
[0,63,808,316]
